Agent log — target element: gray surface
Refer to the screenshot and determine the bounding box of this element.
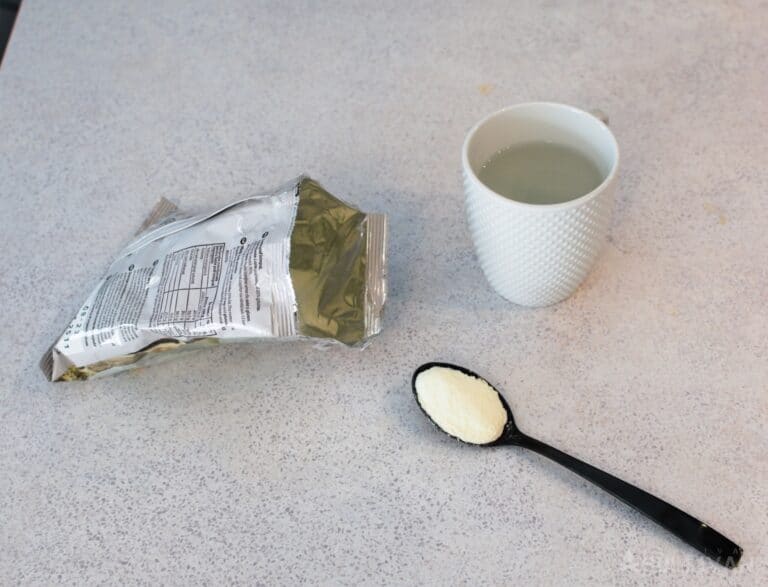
[1,0,766,584]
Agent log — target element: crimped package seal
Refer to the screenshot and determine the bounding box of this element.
[41,176,387,381]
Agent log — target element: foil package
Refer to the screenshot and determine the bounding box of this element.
[41,176,387,381]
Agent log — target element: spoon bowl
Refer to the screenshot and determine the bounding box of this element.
[412,361,521,446]
[412,361,743,569]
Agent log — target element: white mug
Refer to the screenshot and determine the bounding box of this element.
[462,102,619,307]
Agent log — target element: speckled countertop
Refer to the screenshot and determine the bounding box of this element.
[1,1,767,584]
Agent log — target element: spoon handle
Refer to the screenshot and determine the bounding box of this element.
[515,434,742,568]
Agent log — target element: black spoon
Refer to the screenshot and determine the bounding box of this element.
[412,362,742,569]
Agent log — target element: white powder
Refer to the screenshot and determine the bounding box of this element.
[415,366,508,444]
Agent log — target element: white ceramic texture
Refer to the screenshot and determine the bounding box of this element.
[463,102,619,306]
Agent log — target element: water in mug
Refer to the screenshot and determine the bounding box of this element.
[477,141,604,205]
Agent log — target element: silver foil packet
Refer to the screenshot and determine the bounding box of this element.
[41,176,387,381]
